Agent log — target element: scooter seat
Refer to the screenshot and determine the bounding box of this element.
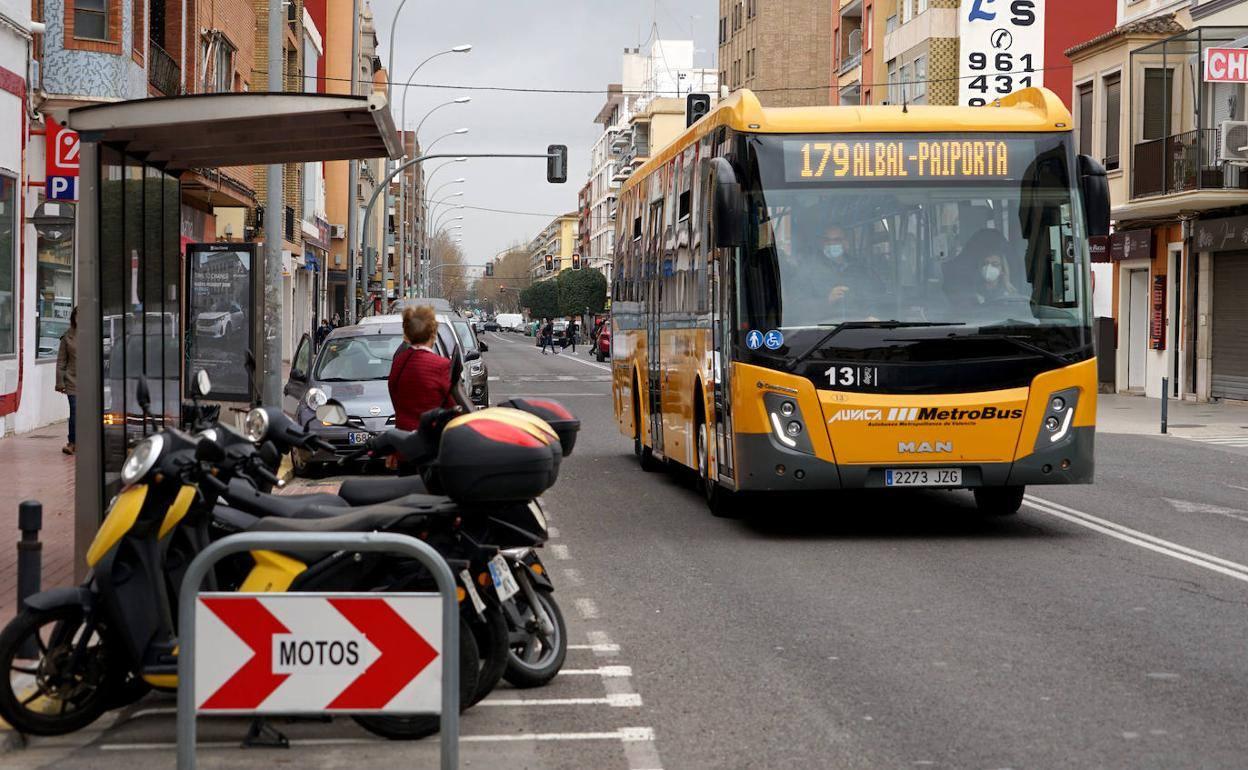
[337,475,430,506]
[246,503,433,533]
[225,478,351,519]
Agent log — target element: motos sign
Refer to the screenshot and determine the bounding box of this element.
[1204,47,1248,83]
[195,593,441,713]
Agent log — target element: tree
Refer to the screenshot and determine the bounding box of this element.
[428,231,467,301]
[479,244,531,313]
[556,267,608,317]
[520,279,559,320]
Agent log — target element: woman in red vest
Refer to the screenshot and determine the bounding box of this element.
[388,305,458,430]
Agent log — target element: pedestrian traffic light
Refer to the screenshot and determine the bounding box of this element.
[485,262,494,277]
[686,93,712,128]
[545,254,554,272]
[571,253,581,270]
[547,144,568,184]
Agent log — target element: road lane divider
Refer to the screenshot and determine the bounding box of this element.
[1025,495,1248,584]
[559,665,633,677]
[479,693,642,707]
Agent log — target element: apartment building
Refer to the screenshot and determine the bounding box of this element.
[528,213,579,282]
[718,0,832,106]
[1067,0,1248,401]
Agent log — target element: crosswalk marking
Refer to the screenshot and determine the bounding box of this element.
[1179,434,1248,448]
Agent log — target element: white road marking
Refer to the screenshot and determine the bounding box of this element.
[101,728,657,751]
[1164,497,1248,524]
[1026,495,1248,583]
[550,543,571,560]
[575,598,601,619]
[560,665,633,677]
[570,643,622,654]
[478,693,642,707]
[547,525,560,538]
[560,567,584,586]
[1183,434,1248,448]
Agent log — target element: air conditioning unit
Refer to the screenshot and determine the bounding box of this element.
[1219,120,1248,164]
[330,224,347,239]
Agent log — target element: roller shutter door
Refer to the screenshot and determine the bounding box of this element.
[1212,251,1248,400]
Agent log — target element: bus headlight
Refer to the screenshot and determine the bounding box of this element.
[780,401,796,417]
[1037,388,1079,446]
[764,392,813,454]
[786,420,803,437]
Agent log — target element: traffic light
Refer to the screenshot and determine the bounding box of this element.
[571,253,582,270]
[544,254,554,272]
[547,144,568,184]
[686,93,712,128]
[485,262,494,277]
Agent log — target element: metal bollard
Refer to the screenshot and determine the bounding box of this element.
[1161,377,1169,435]
[17,501,42,657]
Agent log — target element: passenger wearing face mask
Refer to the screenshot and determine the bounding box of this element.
[956,229,1018,305]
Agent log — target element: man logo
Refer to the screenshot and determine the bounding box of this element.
[898,441,953,454]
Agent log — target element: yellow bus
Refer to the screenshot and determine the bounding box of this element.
[610,88,1109,516]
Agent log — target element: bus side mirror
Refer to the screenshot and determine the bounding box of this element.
[711,157,744,249]
[1078,154,1110,238]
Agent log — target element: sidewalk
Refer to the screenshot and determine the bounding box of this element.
[0,423,76,624]
[1097,393,1248,439]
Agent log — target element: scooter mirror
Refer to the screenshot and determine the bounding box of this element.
[194,369,212,398]
[316,401,348,426]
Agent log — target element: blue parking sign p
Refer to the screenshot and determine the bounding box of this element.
[47,176,78,201]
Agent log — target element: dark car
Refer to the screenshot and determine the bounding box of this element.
[282,320,465,476]
[483,318,499,332]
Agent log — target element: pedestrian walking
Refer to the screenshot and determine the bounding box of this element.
[55,307,78,455]
[540,318,556,355]
[332,312,341,328]
[314,318,331,349]
[567,316,578,353]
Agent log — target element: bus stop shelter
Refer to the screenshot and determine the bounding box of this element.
[66,93,401,569]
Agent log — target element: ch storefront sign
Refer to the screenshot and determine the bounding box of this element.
[1150,275,1166,351]
[1110,229,1151,261]
[1203,47,1248,83]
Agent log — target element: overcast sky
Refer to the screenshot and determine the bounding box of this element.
[369,0,718,264]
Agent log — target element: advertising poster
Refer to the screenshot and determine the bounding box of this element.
[185,243,255,401]
[958,0,1045,106]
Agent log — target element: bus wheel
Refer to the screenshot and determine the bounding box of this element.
[973,486,1024,516]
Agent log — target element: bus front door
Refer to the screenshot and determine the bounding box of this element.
[646,199,664,457]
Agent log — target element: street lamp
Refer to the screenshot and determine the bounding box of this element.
[424,128,469,154]
[399,98,469,299]
[428,178,465,204]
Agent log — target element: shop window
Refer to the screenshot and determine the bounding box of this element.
[34,202,76,359]
[0,175,13,357]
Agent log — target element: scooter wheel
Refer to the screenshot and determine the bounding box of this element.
[351,615,480,740]
[0,606,120,736]
[504,587,567,688]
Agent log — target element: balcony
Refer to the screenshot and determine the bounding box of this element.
[1131,129,1247,199]
[148,41,181,96]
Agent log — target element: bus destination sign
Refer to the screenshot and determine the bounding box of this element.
[785,139,1019,182]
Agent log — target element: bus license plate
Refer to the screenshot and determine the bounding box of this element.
[884,468,962,487]
[348,432,370,445]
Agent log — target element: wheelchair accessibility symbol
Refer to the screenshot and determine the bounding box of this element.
[763,330,784,350]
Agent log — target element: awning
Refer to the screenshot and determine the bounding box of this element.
[67,92,403,170]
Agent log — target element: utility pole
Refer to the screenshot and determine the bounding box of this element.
[262,0,283,405]
[345,0,361,323]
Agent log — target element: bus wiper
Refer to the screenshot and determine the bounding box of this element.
[793,321,966,367]
[946,333,1074,366]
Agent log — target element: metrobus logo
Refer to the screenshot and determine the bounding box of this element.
[828,405,1024,422]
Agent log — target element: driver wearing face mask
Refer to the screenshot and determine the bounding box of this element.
[819,225,883,318]
[959,228,1017,304]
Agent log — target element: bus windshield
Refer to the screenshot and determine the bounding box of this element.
[739,132,1090,356]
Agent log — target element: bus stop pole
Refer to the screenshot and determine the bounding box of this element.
[261,0,284,406]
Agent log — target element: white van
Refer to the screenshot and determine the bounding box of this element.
[494,313,525,332]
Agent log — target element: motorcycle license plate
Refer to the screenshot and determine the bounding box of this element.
[488,555,521,602]
[884,468,962,487]
[347,432,370,445]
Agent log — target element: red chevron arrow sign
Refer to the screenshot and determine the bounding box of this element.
[194,594,442,714]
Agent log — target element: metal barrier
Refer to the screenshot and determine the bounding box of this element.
[175,531,459,770]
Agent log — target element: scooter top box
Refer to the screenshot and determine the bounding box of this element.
[436,408,560,503]
[497,397,580,457]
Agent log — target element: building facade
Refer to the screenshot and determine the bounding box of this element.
[1068,0,1248,401]
[528,213,579,282]
[718,0,832,106]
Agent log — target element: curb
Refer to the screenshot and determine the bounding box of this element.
[0,727,26,754]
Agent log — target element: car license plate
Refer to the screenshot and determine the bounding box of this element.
[487,555,521,602]
[884,468,962,487]
[347,432,370,445]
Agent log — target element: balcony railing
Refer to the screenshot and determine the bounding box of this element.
[1132,128,1247,199]
[148,41,181,96]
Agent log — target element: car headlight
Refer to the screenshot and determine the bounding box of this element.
[469,361,484,377]
[244,408,270,442]
[304,387,328,409]
[121,434,164,486]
